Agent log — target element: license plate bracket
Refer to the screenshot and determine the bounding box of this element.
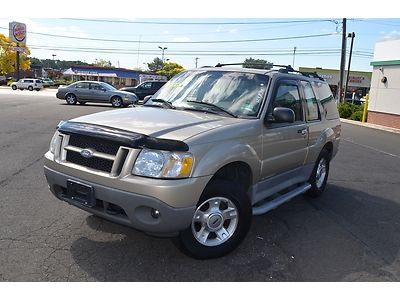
[66,180,95,207]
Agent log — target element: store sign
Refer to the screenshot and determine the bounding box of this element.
[9,22,27,45]
[9,46,27,53]
[349,76,365,84]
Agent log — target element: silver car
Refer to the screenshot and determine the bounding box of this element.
[56,81,138,107]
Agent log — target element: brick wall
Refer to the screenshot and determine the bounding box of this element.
[368,110,400,129]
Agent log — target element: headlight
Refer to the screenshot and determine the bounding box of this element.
[49,131,59,154]
[133,149,194,178]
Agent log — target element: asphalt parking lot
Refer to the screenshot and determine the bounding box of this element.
[1,86,400,281]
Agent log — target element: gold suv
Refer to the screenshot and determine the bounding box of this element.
[44,65,341,259]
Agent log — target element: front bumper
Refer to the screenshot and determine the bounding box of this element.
[44,166,196,236]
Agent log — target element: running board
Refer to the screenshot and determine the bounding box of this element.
[252,183,311,216]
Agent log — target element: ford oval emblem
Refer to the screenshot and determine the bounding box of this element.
[80,149,94,158]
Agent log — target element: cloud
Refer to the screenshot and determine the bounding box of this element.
[163,30,170,34]
[0,18,89,39]
[173,36,191,42]
[229,28,238,34]
[380,30,400,41]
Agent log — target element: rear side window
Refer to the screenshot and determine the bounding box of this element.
[301,81,320,121]
[312,82,339,120]
[35,80,42,83]
[75,82,89,89]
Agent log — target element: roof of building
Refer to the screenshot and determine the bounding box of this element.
[64,65,140,78]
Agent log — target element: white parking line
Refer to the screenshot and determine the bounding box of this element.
[343,137,400,159]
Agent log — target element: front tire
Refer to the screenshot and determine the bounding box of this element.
[111,96,123,108]
[65,93,77,105]
[307,149,330,197]
[176,179,252,259]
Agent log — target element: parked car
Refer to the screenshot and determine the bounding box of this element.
[44,65,340,259]
[11,78,43,91]
[41,78,54,87]
[0,75,6,86]
[56,81,138,107]
[120,81,167,100]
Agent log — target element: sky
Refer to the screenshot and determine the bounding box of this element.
[1,17,400,72]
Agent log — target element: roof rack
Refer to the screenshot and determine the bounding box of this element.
[297,71,325,81]
[213,63,325,81]
[214,62,294,72]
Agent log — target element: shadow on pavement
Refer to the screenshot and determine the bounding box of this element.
[69,184,400,281]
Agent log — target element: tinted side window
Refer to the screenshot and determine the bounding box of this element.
[76,82,89,89]
[301,81,320,121]
[143,82,152,89]
[272,82,303,121]
[90,83,102,90]
[312,82,339,120]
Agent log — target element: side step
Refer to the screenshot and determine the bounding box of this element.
[252,183,311,216]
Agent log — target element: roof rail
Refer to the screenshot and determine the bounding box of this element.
[213,63,325,81]
[214,62,294,71]
[297,71,325,81]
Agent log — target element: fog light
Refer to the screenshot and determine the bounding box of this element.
[151,208,160,219]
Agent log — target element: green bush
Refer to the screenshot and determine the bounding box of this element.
[7,79,16,86]
[338,102,366,121]
[350,110,364,121]
[338,102,356,119]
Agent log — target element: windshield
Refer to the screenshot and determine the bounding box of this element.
[147,70,269,118]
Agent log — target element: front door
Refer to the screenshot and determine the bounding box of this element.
[261,79,308,179]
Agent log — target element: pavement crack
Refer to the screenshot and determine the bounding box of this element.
[0,155,44,188]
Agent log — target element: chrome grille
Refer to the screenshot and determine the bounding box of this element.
[62,133,129,175]
[66,150,114,173]
[68,133,119,155]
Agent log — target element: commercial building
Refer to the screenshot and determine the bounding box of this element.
[368,39,400,129]
[63,66,167,88]
[299,67,372,100]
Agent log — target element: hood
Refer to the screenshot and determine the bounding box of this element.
[70,106,242,141]
[115,90,137,98]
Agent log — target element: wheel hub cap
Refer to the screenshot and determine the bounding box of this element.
[316,158,327,188]
[191,197,239,247]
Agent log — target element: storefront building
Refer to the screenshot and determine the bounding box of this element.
[63,66,167,88]
[368,39,400,129]
[299,67,372,100]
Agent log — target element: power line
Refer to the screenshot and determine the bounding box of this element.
[0,26,338,44]
[61,18,339,25]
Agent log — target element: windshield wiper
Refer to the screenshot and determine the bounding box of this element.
[186,101,237,118]
[148,98,175,109]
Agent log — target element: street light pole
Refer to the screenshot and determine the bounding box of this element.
[292,46,297,69]
[339,18,347,102]
[158,46,167,63]
[344,32,356,101]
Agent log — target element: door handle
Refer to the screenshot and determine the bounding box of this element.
[298,128,307,136]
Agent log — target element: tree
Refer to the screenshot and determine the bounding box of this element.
[146,57,164,72]
[242,57,272,70]
[94,58,113,67]
[0,33,31,75]
[157,62,185,79]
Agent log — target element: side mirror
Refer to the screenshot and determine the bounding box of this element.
[271,107,295,123]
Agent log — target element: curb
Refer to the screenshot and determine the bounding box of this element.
[340,118,400,134]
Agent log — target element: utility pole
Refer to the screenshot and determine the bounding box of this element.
[339,18,347,102]
[344,32,356,100]
[292,46,297,69]
[195,57,199,68]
